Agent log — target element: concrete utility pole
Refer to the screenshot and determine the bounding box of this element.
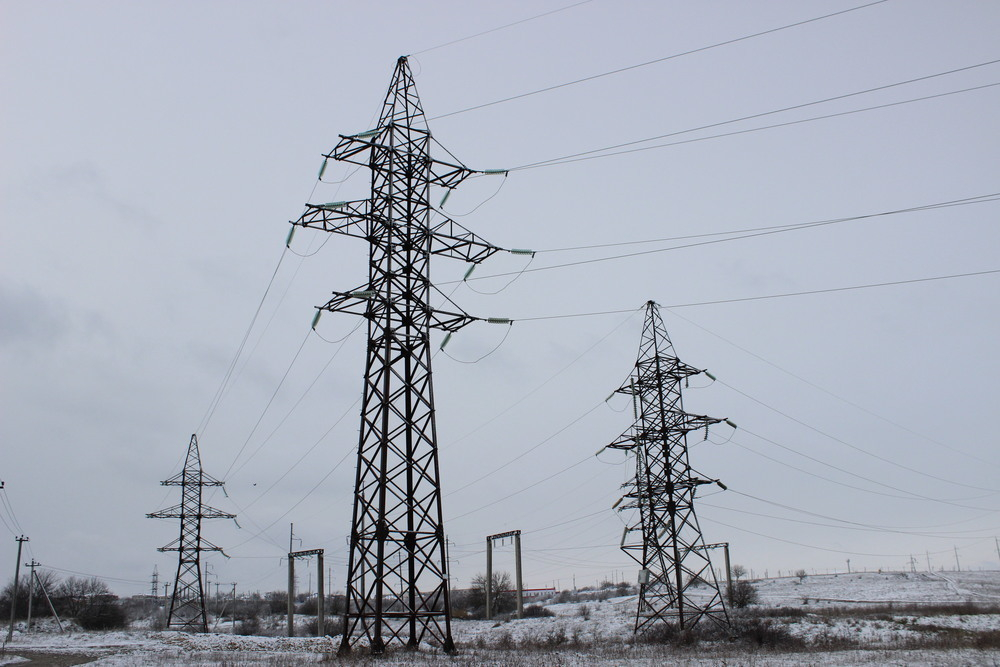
[288,548,324,637]
[31,567,63,632]
[7,536,28,642]
[954,546,961,572]
[24,560,39,632]
[485,530,524,620]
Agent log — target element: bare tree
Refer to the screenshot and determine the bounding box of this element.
[468,572,514,616]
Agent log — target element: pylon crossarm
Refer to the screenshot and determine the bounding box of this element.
[295,200,369,239]
[319,288,382,317]
[607,431,637,451]
[429,216,501,263]
[147,505,183,519]
[155,538,181,552]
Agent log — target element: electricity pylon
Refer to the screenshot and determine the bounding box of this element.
[148,434,235,632]
[292,56,503,654]
[607,301,731,634]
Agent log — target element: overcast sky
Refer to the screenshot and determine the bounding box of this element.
[2,0,999,598]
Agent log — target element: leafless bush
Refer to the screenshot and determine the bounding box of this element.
[727,580,758,608]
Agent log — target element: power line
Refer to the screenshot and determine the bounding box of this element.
[447,400,605,497]
[505,58,1000,170]
[428,0,888,121]
[716,379,999,494]
[665,308,1000,470]
[224,326,312,479]
[738,427,990,510]
[448,193,1000,283]
[411,0,594,57]
[197,245,288,435]
[442,308,640,449]
[511,268,1000,321]
[510,81,1000,170]
[704,516,980,560]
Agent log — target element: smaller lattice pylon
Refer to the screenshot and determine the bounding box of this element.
[148,434,234,632]
[606,301,731,635]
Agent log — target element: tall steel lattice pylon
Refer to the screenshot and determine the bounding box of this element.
[148,434,235,632]
[292,56,501,654]
[607,301,731,634]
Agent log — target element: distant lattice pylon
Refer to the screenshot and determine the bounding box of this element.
[292,56,506,654]
[148,434,234,632]
[607,301,731,634]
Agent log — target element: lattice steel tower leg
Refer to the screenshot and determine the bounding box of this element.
[292,56,501,654]
[148,434,235,632]
[607,301,731,634]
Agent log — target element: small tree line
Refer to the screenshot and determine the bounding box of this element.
[1,574,125,630]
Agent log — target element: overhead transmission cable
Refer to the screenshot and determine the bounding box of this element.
[446,399,606,496]
[665,308,1000,470]
[716,378,1000,494]
[442,307,641,449]
[509,268,1000,322]
[705,516,981,559]
[428,0,889,121]
[197,244,288,436]
[737,427,992,511]
[701,500,997,538]
[509,81,1000,170]
[223,326,312,479]
[410,0,594,57]
[447,193,1000,284]
[503,58,1000,170]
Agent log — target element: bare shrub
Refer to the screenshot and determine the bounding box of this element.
[305,616,344,637]
[727,580,758,608]
[522,604,554,618]
[731,617,805,648]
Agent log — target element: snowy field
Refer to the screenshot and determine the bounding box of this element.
[2,571,999,665]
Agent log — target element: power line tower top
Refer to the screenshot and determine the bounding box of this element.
[148,434,235,633]
[294,55,508,655]
[608,301,731,634]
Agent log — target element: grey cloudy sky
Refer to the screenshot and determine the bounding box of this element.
[2,0,998,597]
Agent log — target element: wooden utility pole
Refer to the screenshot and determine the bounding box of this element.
[6,535,28,642]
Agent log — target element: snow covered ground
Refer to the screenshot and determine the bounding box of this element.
[2,571,998,665]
